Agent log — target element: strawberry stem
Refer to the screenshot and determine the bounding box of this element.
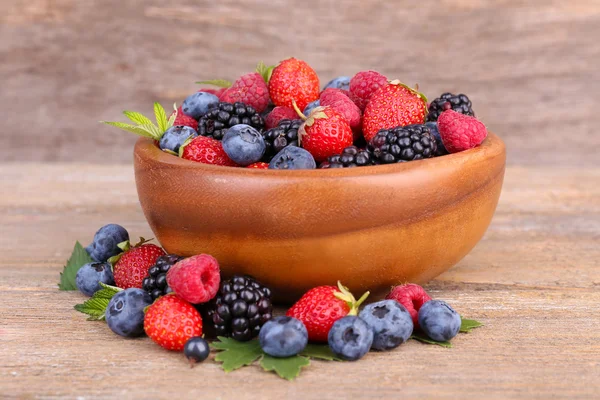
[291,100,308,121]
[334,281,370,316]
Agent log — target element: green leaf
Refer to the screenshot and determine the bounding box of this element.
[74,283,121,321]
[300,344,343,361]
[167,103,177,128]
[58,242,94,290]
[138,123,164,140]
[411,332,453,348]
[211,337,263,372]
[255,61,275,83]
[100,121,157,139]
[153,102,168,133]
[123,111,153,126]
[460,318,483,333]
[196,79,232,88]
[259,355,310,381]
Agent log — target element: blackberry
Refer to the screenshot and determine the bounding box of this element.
[320,145,375,168]
[261,119,302,161]
[205,275,272,341]
[198,102,264,140]
[142,254,183,300]
[426,93,474,122]
[369,124,437,163]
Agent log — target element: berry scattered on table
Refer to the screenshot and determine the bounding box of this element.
[437,109,488,153]
[302,99,320,117]
[222,124,266,166]
[184,337,211,366]
[180,136,238,167]
[386,283,432,329]
[159,125,198,154]
[319,145,374,168]
[269,57,320,111]
[166,254,221,304]
[142,254,183,300]
[75,262,115,297]
[425,121,449,156]
[182,91,220,120]
[198,102,265,141]
[220,71,270,113]
[113,241,166,289]
[327,316,373,361]
[427,92,475,122]
[259,316,308,358]
[348,70,388,111]
[144,294,203,351]
[369,124,437,164]
[264,106,298,129]
[323,76,350,91]
[418,299,461,342]
[106,288,153,337]
[359,300,413,350]
[86,224,129,263]
[261,119,302,161]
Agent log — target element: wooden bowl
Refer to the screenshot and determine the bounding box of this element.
[134,134,505,302]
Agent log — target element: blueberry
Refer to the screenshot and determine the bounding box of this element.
[86,224,129,263]
[159,126,197,153]
[105,288,152,337]
[323,76,350,91]
[303,100,320,117]
[359,300,413,350]
[328,316,373,361]
[182,92,219,120]
[418,300,461,342]
[222,124,266,166]
[425,122,448,156]
[269,146,316,170]
[259,316,308,358]
[184,337,210,366]
[75,262,115,297]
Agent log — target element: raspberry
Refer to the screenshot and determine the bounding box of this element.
[348,70,388,111]
[198,87,227,99]
[264,106,298,129]
[385,283,432,329]
[319,88,361,132]
[166,254,221,304]
[220,72,270,113]
[437,110,487,153]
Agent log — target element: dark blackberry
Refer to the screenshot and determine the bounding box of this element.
[426,93,474,122]
[204,275,272,341]
[197,102,265,140]
[261,119,302,161]
[369,124,437,163]
[142,254,183,300]
[320,146,375,168]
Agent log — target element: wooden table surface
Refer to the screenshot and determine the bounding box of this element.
[1,163,599,399]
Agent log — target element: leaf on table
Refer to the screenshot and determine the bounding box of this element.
[74,283,121,321]
[411,332,453,348]
[259,354,310,381]
[299,344,343,361]
[460,318,484,333]
[58,241,94,291]
[211,337,263,372]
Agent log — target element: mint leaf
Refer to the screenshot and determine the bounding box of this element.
[211,337,263,372]
[460,318,483,333]
[100,121,157,139]
[74,283,121,321]
[196,79,232,88]
[255,61,275,83]
[260,355,310,381]
[300,344,342,361]
[153,102,168,133]
[58,242,94,290]
[123,110,153,126]
[411,332,453,348]
[167,103,177,128]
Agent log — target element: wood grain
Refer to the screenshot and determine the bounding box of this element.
[1,163,599,398]
[1,0,599,165]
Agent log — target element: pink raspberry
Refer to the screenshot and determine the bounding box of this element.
[166,254,221,304]
[220,72,270,113]
[386,283,432,329]
[170,106,198,130]
[437,110,488,153]
[264,106,298,129]
[198,87,227,99]
[348,70,388,111]
[320,88,362,133]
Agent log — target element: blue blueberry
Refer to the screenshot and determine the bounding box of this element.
[75,262,115,297]
[159,126,197,153]
[269,146,316,170]
[323,76,350,91]
[222,124,266,166]
[359,300,413,350]
[259,316,308,358]
[303,100,320,117]
[328,316,373,361]
[425,122,448,156]
[105,288,153,337]
[86,224,129,263]
[184,337,210,365]
[182,92,219,120]
[418,300,461,342]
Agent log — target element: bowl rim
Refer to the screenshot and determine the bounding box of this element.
[134,132,505,178]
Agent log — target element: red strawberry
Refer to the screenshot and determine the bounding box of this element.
[247,162,269,169]
[180,136,238,167]
[348,70,388,111]
[437,109,487,153]
[269,58,320,111]
[166,254,221,304]
[362,80,428,141]
[113,241,166,289]
[198,87,227,99]
[144,294,203,351]
[386,284,432,329]
[293,103,353,163]
[319,88,362,133]
[286,282,369,342]
[170,106,198,130]
[220,72,270,113]
[264,106,298,129]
